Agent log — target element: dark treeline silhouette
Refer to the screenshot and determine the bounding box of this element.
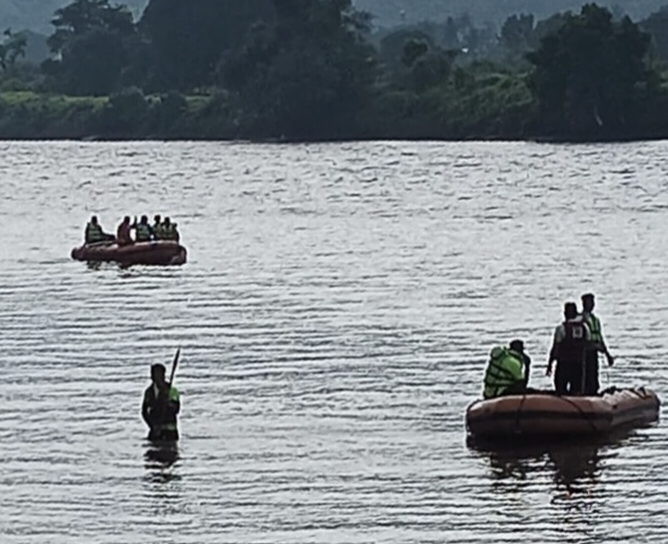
[2,0,668,142]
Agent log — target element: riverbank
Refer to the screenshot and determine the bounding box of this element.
[2,78,668,143]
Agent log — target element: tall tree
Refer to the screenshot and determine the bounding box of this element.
[0,29,28,72]
[43,0,136,95]
[500,14,534,52]
[139,0,274,91]
[219,0,377,140]
[527,4,656,137]
[641,6,668,66]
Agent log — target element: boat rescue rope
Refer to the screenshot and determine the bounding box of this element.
[512,391,601,434]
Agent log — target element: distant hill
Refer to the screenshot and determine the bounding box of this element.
[0,0,149,35]
[354,0,668,27]
[23,30,50,63]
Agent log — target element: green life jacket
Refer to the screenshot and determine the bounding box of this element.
[483,346,525,399]
[85,222,105,244]
[163,223,178,241]
[153,222,164,240]
[135,223,152,242]
[583,313,602,344]
[144,385,180,432]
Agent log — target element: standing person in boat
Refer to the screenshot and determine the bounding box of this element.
[547,302,591,395]
[162,217,180,243]
[84,216,114,245]
[483,340,530,399]
[116,216,133,246]
[142,363,181,442]
[580,293,615,395]
[132,215,155,243]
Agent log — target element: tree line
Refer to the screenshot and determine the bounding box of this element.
[2,0,668,141]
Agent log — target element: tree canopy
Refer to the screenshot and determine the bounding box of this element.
[527,3,656,137]
[2,0,668,141]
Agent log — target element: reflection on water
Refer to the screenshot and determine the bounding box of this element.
[142,442,186,521]
[468,435,623,497]
[144,441,180,473]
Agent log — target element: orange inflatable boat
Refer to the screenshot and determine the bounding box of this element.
[466,387,660,439]
[71,241,187,266]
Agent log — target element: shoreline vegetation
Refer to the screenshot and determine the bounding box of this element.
[2,1,668,143]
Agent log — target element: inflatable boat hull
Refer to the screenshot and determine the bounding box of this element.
[71,241,187,266]
[466,388,660,439]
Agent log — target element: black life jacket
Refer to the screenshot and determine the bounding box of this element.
[558,320,587,365]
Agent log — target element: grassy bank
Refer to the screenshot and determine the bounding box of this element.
[0,72,539,142]
[2,70,668,142]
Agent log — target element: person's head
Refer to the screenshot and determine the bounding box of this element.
[164,217,171,226]
[150,363,166,385]
[140,215,148,224]
[509,339,524,353]
[564,302,578,320]
[154,214,161,224]
[91,215,98,225]
[581,293,595,313]
[123,216,130,224]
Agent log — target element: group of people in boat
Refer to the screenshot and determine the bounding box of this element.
[85,214,181,246]
[483,293,614,399]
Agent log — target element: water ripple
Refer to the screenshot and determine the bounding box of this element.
[0,140,666,543]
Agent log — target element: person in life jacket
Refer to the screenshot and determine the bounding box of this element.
[132,215,155,243]
[161,217,180,242]
[116,216,133,246]
[84,216,113,245]
[153,214,164,240]
[579,293,614,395]
[142,363,180,442]
[547,302,592,395]
[483,339,531,399]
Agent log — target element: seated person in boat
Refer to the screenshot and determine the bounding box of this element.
[547,302,591,396]
[483,339,531,399]
[116,216,133,246]
[84,216,114,245]
[132,215,155,243]
[153,214,163,239]
[160,217,180,242]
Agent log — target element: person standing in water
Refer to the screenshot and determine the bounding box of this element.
[142,363,180,442]
[580,293,614,395]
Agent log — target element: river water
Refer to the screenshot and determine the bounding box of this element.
[0,140,666,543]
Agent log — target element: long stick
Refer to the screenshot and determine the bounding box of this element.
[169,348,181,386]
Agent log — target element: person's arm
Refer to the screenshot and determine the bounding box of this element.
[547,327,560,376]
[523,354,531,387]
[597,321,614,365]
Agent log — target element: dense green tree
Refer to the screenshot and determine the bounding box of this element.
[139,0,275,91]
[641,6,668,66]
[379,28,435,72]
[0,29,28,72]
[527,4,656,137]
[219,0,377,140]
[43,0,136,95]
[500,14,535,52]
